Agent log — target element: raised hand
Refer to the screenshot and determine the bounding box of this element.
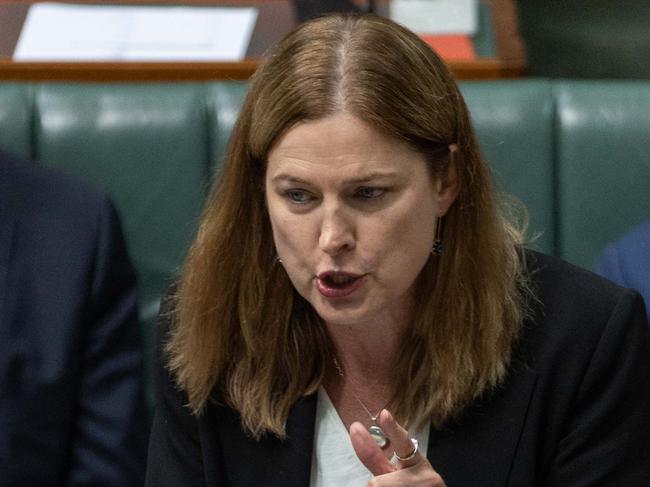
[350,409,446,487]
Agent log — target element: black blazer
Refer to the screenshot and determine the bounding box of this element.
[0,151,148,486]
[146,251,650,486]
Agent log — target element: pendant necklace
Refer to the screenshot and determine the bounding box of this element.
[332,357,391,449]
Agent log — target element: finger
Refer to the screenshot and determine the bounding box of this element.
[379,409,422,468]
[349,421,396,476]
[366,463,446,487]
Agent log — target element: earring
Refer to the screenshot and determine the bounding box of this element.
[431,216,443,256]
[275,254,283,264]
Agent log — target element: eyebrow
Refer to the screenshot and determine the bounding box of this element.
[270,171,403,185]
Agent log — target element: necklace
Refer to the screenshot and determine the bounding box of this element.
[332,357,391,449]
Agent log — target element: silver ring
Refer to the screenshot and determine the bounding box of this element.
[394,438,418,462]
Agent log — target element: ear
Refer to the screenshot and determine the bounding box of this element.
[435,143,460,216]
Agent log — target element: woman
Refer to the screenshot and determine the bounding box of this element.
[146,14,650,486]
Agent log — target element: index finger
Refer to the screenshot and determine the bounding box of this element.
[349,421,396,476]
[379,409,423,468]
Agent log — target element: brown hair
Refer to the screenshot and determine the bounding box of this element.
[167,14,528,438]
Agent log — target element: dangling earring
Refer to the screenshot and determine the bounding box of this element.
[431,216,443,256]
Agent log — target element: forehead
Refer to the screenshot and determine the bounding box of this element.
[266,113,427,181]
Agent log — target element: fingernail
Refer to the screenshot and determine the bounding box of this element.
[382,409,394,423]
[349,421,366,434]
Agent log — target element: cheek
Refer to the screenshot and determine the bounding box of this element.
[267,197,292,250]
[269,214,292,251]
[272,223,319,301]
[369,203,435,279]
[268,209,314,266]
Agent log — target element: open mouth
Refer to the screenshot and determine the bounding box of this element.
[316,271,364,298]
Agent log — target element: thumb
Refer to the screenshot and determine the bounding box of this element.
[349,422,396,476]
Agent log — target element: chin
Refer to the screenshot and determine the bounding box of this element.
[311,299,371,327]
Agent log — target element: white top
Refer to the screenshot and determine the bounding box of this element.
[310,387,430,487]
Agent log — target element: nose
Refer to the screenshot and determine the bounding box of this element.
[318,206,355,256]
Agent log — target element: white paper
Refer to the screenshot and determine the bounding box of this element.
[14,3,258,61]
[390,0,477,34]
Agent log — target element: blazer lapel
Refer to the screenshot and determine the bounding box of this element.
[427,359,538,487]
[216,394,317,487]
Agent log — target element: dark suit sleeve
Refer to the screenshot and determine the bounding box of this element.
[66,201,148,487]
[145,293,207,486]
[549,290,650,486]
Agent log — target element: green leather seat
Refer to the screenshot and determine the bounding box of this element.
[34,83,210,320]
[0,83,32,159]
[206,82,249,173]
[461,80,556,254]
[555,80,650,270]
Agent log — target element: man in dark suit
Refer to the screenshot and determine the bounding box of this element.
[598,221,650,325]
[0,150,148,486]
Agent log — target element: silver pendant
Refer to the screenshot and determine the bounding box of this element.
[368,425,389,448]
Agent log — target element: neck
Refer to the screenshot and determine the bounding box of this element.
[324,302,412,386]
[322,309,411,438]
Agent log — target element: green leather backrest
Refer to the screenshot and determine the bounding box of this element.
[555,81,650,270]
[461,80,556,254]
[206,82,248,174]
[3,79,648,281]
[0,83,32,159]
[34,84,210,325]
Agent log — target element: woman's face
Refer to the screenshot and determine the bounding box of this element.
[265,113,458,327]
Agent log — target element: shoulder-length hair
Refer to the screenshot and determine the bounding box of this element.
[168,14,528,438]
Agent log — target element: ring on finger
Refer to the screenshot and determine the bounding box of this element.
[394,438,419,462]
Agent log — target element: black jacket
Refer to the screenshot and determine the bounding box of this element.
[146,251,650,486]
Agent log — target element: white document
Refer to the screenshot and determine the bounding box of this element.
[390,0,477,34]
[14,3,258,61]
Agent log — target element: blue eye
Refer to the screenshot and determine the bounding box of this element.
[285,189,312,203]
[355,187,385,199]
